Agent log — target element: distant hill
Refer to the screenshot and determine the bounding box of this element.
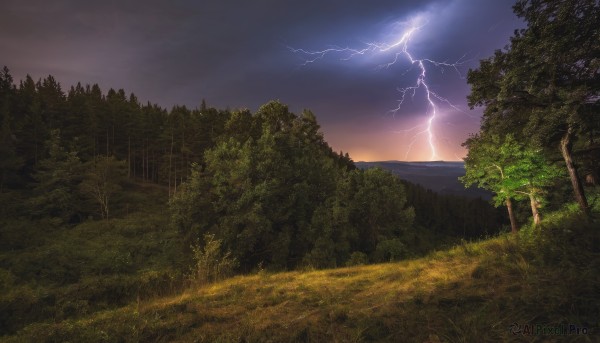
[355,161,492,199]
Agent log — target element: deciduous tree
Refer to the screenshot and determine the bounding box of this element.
[80,156,126,220]
[467,0,600,216]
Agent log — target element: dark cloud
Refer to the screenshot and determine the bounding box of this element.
[0,0,521,161]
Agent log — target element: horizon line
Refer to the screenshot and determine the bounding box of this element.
[355,159,465,163]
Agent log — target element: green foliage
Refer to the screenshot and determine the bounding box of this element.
[466,0,600,214]
[9,61,595,341]
[374,238,407,262]
[518,203,599,262]
[305,167,415,267]
[7,204,599,343]
[401,179,506,238]
[171,101,352,270]
[0,189,185,335]
[349,168,414,246]
[0,67,23,192]
[462,133,562,225]
[462,134,516,205]
[345,252,369,267]
[0,64,236,198]
[302,236,339,269]
[29,129,83,223]
[189,234,238,284]
[468,0,600,144]
[80,156,127,219]
[171,102,414,271]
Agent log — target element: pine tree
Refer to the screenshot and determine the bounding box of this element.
[29,130,82,222]
[0,67,23,192]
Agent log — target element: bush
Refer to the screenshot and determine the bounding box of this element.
[189,234,238,285]
[374,238,407,262]
[302,237,338,269]
[345,252,369,266]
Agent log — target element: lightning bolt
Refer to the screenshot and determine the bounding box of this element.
[289,19,466,161]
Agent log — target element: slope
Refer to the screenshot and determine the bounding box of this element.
[7,205,599,343]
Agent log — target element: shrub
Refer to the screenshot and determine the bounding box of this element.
[374,238,407,262]
[189,234,238,285]
[345,252,369,266]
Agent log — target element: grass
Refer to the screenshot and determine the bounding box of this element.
[0,181,187,336]
[2,187,599,342]
[5,203,599,342]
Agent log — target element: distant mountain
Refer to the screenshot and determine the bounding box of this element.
[355,161,492,199]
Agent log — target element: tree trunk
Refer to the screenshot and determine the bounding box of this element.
[560,127,590,216]
[142,140,146,182]
[146,140,149,182]
[529,193,541,226]
[169,132,174,197]
[34,129,38,167]
[506,198,519,234]
[152,149,155,182]
[112,124,115,156]
[102,193,109,220]
[128,136,131,178]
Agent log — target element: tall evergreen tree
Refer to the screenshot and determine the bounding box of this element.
[0,67,23,192]
[30,130,83,222]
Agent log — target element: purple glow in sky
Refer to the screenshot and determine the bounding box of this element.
[0,0,522,161]
[288,16,470,161]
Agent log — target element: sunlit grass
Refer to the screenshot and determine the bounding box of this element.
[7,206,600,342]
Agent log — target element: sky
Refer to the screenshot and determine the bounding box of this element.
[0,0,522,162]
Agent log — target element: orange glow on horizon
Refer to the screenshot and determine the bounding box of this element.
[320,112,470,163]
[326,126,466,162]
[347,150,466,162]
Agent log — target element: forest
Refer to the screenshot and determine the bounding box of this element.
[0,66,505,335]
[0,0,599,341]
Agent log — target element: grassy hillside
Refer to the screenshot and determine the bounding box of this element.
[0,181,188,336]
[5,204,599,342]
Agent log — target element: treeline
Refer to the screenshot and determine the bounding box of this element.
[0,68,419,270]
[0,65,506,272]
[401,180,506,238]
[0,67,237,195]
[170,101,415,270]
